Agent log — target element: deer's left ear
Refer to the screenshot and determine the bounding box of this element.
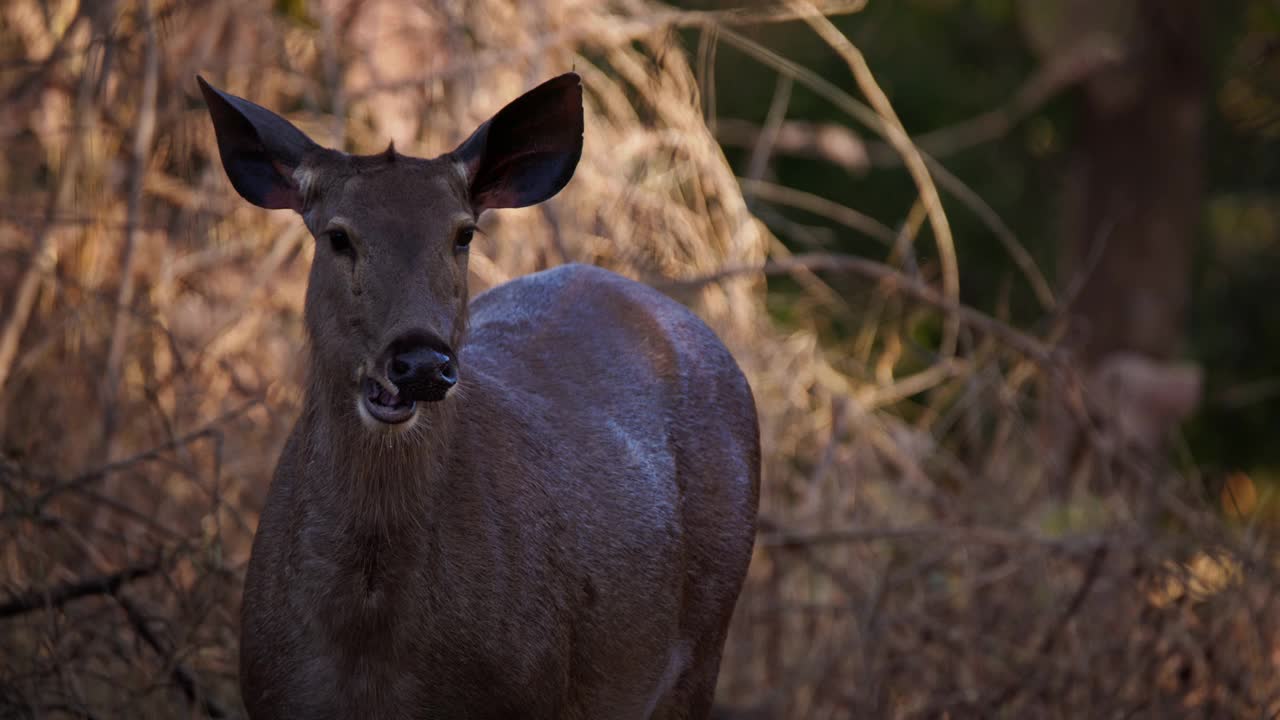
[198,75,320,212]
[450,73,584,215]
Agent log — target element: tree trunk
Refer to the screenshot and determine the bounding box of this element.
[1057,0,1205,366]
[1023,0,1207,481]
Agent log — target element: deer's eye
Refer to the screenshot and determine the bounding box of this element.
[328,229,356,260]
[455,226,475,249]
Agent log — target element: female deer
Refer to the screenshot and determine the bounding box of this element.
[199,73,759,719]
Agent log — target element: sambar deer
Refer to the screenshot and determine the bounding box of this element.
[198,72,759,719]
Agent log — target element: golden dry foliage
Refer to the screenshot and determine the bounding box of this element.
[1,1,1277,718]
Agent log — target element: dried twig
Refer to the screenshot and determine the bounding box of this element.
[716,118,869,173]
[658,253,1060,364]
[786,0,960,360]
[760,523,1113,553]
[115,594,229,718]
[35,399,261,508]
[0,18,107,397]
[745,75,793,183]
[980,546,1109,710]
[867,37,1125,165]
[0,559,162,620]
[711,24,1056,314]
[99,0,160,462]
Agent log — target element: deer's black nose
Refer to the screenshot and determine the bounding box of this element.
[385,336,457,402]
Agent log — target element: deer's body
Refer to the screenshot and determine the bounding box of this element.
[241,264,758,718]
[199,73,758,719]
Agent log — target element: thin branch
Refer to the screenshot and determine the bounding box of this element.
[35,399,261,508]
[0,23,107,396]
[787,0,960,360]
[321,2,346,148]
[981,546,1109,709]
[0,560,162,620]
[711,24,1056,313]
[866,36,1125,164]
[717,118,869,173]
[656,253,1061,364]
[99,0,160,459]
[116,595,228,718]
[760,523,1112,553]
[746,75,793,182]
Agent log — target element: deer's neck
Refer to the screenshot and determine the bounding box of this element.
[301,376,462,539]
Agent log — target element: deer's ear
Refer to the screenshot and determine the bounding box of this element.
[451,73,583,214]
[197,75,319,212]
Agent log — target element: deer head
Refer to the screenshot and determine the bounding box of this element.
[198,73,583,431]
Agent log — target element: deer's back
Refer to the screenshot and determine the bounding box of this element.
[465,262,760,599]
[467,262,758,470]
[462,262,758,712]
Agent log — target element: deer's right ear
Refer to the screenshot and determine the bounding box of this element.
[197,75,318,212]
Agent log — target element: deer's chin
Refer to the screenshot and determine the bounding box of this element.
[358,378,419,429]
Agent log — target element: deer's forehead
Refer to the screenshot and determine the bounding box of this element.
[341,162,458,208]
[303,156,465,224]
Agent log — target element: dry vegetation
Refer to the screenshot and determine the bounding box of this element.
[1,1,1277,718]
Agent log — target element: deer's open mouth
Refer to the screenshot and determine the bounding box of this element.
[361,377,417,425]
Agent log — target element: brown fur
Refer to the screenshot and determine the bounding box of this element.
[200,75,760,719]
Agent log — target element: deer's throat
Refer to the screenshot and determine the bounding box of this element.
[302,381,458,536]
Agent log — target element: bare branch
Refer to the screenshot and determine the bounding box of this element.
[99,0,161,461]
[656,253,1061,364]
[0,560,162,620]
[116,595,229,718]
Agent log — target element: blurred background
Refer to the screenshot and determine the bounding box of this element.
[1,0,1278,717]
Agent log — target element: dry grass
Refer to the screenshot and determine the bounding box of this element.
[1,1,1277,718]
